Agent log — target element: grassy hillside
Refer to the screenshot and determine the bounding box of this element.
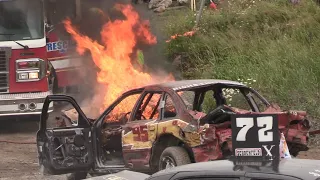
[163,0,320,120]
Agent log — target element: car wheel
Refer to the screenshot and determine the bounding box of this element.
[158,146,191,171]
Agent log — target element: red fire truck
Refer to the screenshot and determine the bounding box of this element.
[0,0,94,116]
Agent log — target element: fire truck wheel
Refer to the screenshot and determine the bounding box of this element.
[158,146,191,171]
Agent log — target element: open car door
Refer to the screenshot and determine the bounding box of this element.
[36,95,94,175]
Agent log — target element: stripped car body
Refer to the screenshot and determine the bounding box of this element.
[36,79,314,176]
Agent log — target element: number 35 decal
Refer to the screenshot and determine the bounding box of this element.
[236,116,273,142]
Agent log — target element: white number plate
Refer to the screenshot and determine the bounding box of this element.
[235,148,262,156]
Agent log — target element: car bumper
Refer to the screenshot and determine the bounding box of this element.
[0,91,53,116]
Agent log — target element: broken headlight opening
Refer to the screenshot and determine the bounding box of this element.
[16,58,46,82]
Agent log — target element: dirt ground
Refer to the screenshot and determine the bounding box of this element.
[0,117,68,179]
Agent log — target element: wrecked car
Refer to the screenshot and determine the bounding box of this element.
[36,79,312,177]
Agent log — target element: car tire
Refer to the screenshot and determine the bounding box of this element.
[158,146,191,171]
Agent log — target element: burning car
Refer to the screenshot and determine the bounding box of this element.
[36,79,313,177]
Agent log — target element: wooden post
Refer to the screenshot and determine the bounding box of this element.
[194,0,206,29]
[191,0,196,11]
[191,0,194,11]
[75,0,82,21]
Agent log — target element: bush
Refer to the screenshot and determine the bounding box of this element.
[163,0,320,119]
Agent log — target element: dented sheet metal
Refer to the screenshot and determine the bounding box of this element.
[55,79,317,171]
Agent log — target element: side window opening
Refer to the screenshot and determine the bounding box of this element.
[179,87,255,122]
[222,87,252,112]
[196,89,229,114]
[195,89,224,114]
[202,90,216,114]
[178,90,207,120]
[163,94,177,119]
[103,93,141,123]
[177,90,195,110]
[176,87,257,120]
[135,92,162,121]
[199,87,254,113]
[46,101,81,128]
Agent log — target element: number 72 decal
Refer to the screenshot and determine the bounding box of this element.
[236,116,274,142]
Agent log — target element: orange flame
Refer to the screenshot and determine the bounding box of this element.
[64,4,174,117]
[166,30,196,43]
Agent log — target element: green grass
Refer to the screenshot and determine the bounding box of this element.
[162,0,320,120]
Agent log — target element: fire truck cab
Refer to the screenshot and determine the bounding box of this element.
[0,0,91,116]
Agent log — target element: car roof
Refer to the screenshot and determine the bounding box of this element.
[145,79,246,91]
[149,159,320,180]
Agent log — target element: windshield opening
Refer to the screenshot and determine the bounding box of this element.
[0,0,44,41]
